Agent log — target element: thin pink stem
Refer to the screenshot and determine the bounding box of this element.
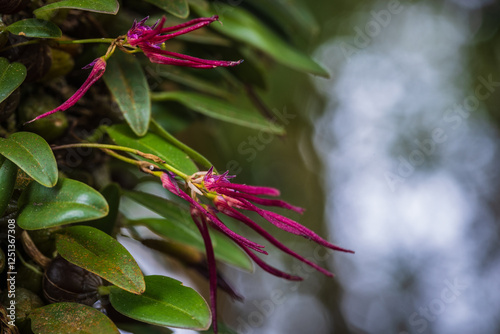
[191,211,218,333]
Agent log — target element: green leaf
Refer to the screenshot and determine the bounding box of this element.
[103,51,150,137]
[124,191,253,271]
[110,275,211,330]
[30,302,119,334]
[149,119,214,171]
[154,66,231,99]
[144,0,189,18]
[0,132,57,187]
[247,0,319,41]
[150,91,285,134]
[191,4,329,77]
[0,156,17,217]
[0,58,26,104]
[84,183,121,235]
[56,226,145,294]
[17,178,109,230]
[34,0,119,19]
[6,19,62,38]
[107,124,198,175]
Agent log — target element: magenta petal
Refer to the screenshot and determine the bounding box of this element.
[153,17,219,42]
[232,197,354,254]
[127,16,243,69]
[145,52,221,68]
[161,173,267,254]
[159,16,218,34]
[215,198,334,277]
[216,188,304,213]
[24,58,106,124]
[236,241,303,281]
[264,210,354,253]
[203,209,268,255]
[141,45,243,67]
[191,208,218,333]
[207,182,280,197]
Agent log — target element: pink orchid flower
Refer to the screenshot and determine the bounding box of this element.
[160,168,354,332]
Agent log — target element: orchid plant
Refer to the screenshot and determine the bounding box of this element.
[0,1,351,333]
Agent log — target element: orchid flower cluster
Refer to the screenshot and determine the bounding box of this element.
[25,15,241,124]
[157,167,354,331]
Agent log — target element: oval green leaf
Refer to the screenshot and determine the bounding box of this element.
[30,302,119,334]
[56,225,145,294]
[0,132,57,187]
[110,275,211,330]
[107,124,198,175]
[6,19,62,38]
[0,156,17,217]
[103,51,150,136]
[191,4,329,77]
[124,191,252,271]
[144,0,189,19]
[17,178,109,230]
[34,0,119,19]
[150,91,285,134]
[0,57,26,104]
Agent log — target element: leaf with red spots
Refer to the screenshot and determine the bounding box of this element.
[30,302,119,334]
[56,226,146,294]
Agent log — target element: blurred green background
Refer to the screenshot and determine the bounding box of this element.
[172,0,500,333]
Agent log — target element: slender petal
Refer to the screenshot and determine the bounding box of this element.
[160,173,267,254]
[127,16,243,69]
[215,187,304,213]
[234,238,303,281]
[204,171,280,196]
[203,171,354,254]
[214,196,335,277]
[160,168,354,334]
[191,208,218,333]
[141,45,243,68]
[25,58,106,124]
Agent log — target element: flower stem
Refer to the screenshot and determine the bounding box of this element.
[57,38,116,45]
[52,143,189,179]
[53,143,153,159]
[0,38,117,53]
[101,148,140,166]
